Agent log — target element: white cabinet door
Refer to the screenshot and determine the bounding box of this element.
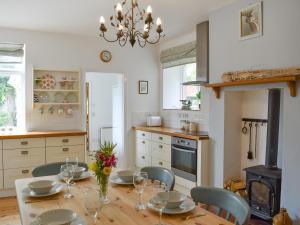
[46,145,85,163]
[4,168,33,189]
[46,136,85,147]
[3,148,45,169]
[3,138,45,149]
[136,152,151,168]
[151,133,171,145]
[151,142,171,163]
[136,138,151,156]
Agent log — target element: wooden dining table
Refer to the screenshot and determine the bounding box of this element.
[15,175,234,225]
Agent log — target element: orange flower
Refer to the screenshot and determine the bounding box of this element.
[103,167,112,176]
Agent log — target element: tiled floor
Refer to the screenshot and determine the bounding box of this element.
[0,197,272,225]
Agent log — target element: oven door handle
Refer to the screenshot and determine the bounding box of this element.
[172,146,196,153]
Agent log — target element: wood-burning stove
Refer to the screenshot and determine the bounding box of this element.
[244,89,282,221]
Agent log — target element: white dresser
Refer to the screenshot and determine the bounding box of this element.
[0,130,86,197]
[135,127,209,195]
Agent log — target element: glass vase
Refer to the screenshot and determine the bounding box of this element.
[99,174,110,204]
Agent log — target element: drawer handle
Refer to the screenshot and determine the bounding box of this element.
[141,156,145,159]
[62,139,69,143]
[159,162,163,166]
[142,133,145,136]
[62,148,69,152]
[21,141,28,145]
[21,150,29,155]
[159,145,163,149]
[142,141,145,144]
[22,169,29,174]
[159,137,163,140]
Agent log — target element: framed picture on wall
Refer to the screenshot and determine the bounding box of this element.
[239,1,263,40]
[138,81,148,94]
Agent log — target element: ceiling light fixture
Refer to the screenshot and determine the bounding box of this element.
[98,0,164,47]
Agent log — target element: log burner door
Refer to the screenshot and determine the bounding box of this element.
[248,179,275,216]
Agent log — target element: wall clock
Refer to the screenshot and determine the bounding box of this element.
[99,50,112,63]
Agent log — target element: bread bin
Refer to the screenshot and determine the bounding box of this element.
[146,116,161,127]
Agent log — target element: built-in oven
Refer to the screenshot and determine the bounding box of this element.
[171,136,197,182]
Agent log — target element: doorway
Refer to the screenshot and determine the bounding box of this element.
[85,72,125,169]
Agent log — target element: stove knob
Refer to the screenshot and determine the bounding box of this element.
[256,206,260,210]
[187,142,190,145]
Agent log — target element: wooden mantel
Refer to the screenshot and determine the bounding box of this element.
[205,75,298,99]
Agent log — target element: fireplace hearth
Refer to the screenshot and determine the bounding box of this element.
[244,89,282,221]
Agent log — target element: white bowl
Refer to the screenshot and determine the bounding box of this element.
[117,170,134,183]
[156,191,187,209]
[73,166,86,178]
[28,180,56,195]
[37,209,77,225]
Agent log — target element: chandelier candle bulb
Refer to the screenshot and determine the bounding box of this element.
[99,16,105,25]
[146,5,152,14]
[116,3,122,12]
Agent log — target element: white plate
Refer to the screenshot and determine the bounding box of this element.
[110,175,133,185]
[147,198,196,215]
[22,184,63,198]
[58,171,92,181]
[30,209,87,225]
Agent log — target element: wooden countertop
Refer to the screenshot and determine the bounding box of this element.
[133,126,209,140]
[0,130,87,139]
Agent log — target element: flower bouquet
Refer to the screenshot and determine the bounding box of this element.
[89,142,117,204]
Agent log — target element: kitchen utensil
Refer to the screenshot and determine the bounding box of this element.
[155,191,186,209]
[117,170,134,183]
[242,121,248,134]
[28,180,56,194]
[247,123,253,160]
[254,123,259,158]
[22,184,63,198]
[32,209,77,225]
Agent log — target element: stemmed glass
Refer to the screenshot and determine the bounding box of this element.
[133,171,148,210]
[84,188,104,224]
[60,164,75,199]
[152,181,169,225]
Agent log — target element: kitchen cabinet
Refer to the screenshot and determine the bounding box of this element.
[0,130,86,195]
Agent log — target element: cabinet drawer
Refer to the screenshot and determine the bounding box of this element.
[4,168,33,189]
[152,143,171,162]
[136,138,151,156]
[46,145,85,163]
[3,138,45,149]
[136,131,151,140]
[136,152,151,168]
[0,170,3,189]
[46,136,85,147]
[152,157,171,170]
[151,133,171,144]
[3,148,45,169]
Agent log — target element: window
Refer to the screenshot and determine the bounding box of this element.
[0,43,25,132]
[163,63,201,110]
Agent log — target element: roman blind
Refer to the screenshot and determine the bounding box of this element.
[160,41,196,69]
[0,43,24,63]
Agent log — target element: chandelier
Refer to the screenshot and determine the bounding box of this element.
[99,0,164,47]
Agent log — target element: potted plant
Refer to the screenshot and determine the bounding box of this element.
[88,142,117,204]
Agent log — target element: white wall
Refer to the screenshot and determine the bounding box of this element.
[209,0,300,222]
[0,27,160,169]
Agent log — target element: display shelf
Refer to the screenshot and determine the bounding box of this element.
[33,89,80,92]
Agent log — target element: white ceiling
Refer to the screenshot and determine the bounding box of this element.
[0,0,237,39]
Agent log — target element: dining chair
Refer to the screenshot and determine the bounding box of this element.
[190,186,250,225]
[32,162,88,177]
[140,166,175,191]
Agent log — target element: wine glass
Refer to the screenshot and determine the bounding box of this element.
[84,188,103,224]
[60,164,75,199]
[133,171,148,210]
[152,182,169,225]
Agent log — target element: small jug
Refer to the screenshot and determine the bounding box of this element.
[273,208,293,225]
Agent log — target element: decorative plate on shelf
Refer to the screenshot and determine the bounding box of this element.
[41,74,56,89]
[66,93,78,103]
[54,92,65,103]
[38,92,50,103]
